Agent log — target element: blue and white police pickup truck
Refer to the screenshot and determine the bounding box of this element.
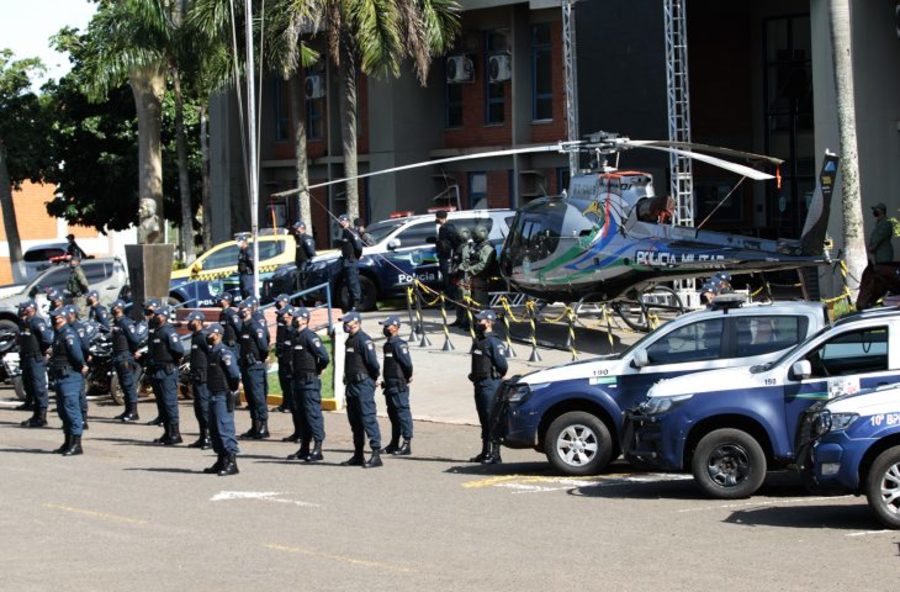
[265,209,514,310]
[496,298,827,476]
[803,383,900,528]
[625,307,900,499]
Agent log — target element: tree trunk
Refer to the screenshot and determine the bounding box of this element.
[130,66,166,245]
[339,46,359,221]
[172,67,195,263]
[0,141,26,283]
[829,0,866,296]
[199,104,212,251]
[289,72,312,232]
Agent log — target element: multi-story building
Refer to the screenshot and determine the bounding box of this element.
[210,0,900,263]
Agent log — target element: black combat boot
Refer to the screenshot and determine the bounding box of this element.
[121,404,140,423]
[203,455,225,474]
[340,450,365,466]
[114,407,129,420]
[145,416,163,426]
[188,430,211,449]
[21,409,48,428]
[381,440,399,454]
[363,449,383,468]
[305,440,324,463]
[217,454,239,476]
[255,420,270,440]
[281,431,300,442]
[239,420,260,440]
[153,423,170,445]
[165,423,183,446]
[82,419,89,430]
[287,439,310,461]
[469,441,490,463]
[393,440,412,456]
[481,441,503,465]
[54,434,72,454]
[62,435,83,456]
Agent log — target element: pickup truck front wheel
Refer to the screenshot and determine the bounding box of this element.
[544,411,613,476]
[865,446,900,529]
[692,428,766,499]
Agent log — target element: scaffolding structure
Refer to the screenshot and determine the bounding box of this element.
[562,0,580,177]
[664,0,694,228]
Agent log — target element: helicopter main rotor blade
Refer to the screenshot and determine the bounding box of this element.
[270,143,574,198]
[626,142,775,181]
[628,140,784,166]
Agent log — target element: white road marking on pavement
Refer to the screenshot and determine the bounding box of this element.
[210,490,320,508]
[43,503,149,526]
[265,543,412,573]
[677,495,853,514]
[845,529,894,537]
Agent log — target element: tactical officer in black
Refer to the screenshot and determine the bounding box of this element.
[86,289,111,332]
[338,214,364,311]
[379,316,413,456]
[65,305,93,430]
[292,221,316,293]
[110,299,144,422]
[236,233,254,299]
[469,309,507,464]
[275,304,297,423]
[286,306,330,462]
[17,300,53,428]
[238,300,270,439]
[186,311,212,449]
[147,305,185,445]
[435,211,459,307]
[140,298,164,426]
[217,293,242,351]
[340,311,382,468]
[204,323,242,476]
[48,307,86,456]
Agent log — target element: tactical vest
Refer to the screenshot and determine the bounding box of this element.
[291,330,318,374]
[239,323,263,364]
[18,319,40,357]
[190,331,208,382]
[344,333,366,378]
[296,235,311,265]
[111,320,131,354]
[49,330,73,377]
[276,321,291,358]
[471,337,495,381]
[238,250,252,274]
[206,347,228,392]
[383,340,407,382]
[340,230,357,261]
[220,309,237,346]
[150,326,175,365]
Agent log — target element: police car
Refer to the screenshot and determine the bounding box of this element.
[265,209,514,310]
[803,382,900,528]
[625,307,900,499]
[497,297,827,476]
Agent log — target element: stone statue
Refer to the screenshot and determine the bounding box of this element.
[138,197,161,244]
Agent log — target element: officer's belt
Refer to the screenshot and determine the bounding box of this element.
[346,372,370,384]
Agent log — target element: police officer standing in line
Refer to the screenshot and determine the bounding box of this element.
[110,300,143,422]
[379,316,413,456]
[46,288,66,313]
[17,301,53,428]
[216,293,242,352]
[139,298,164,426]
[65,305,92,430]
[468,309,507,464]
[186,311,212,449]
[286,306,330,462]
[48,307,86,456]
[146,305,185,445]
[203,323,242,476]
[236,233,254,299]
[238,300,270,439]
[340,311,382,468]
[292,222,316,293]
[435,211,458,308]
[86,290,111,332]
[338,214,364,311]
[275,304,298,426]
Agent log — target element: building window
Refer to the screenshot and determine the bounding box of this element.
[305,70,325,140]
[274,78,290,141]
[446,79,463,128]
[484,31,508,125]
[469,172,487,209]
[532,24,553,121]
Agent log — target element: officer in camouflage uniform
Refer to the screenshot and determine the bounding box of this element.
[17,300,53,428]
[468,309,508,464]
[286,306,330,462]
[66,256,90,318]
[464,225,496,309]
[48,307,86,456]
[452,227,473,329]
[379,316,413,456]
[340,311,382,468]
[203,323,242,476]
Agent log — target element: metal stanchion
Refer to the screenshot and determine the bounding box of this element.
[565,307,577,361]
[414,285,432,348]
[465,294,476,340]
[439,294,454,351]
[527,300,542,362]
[502,308,517,358]
[406,286,418,342]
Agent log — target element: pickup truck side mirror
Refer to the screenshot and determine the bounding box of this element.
[632,350,649,368]
[791,360,812,380]
[387,238,401,250]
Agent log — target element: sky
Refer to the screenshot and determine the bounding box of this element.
[0,0,98,89]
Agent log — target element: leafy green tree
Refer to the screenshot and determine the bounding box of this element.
[0,49,49,282]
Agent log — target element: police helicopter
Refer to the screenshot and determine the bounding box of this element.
[272,132,834,324]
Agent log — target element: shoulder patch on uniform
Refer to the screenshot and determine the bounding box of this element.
[313,338,321,347]
[366,341,374,350]
[256,329,264,338]
[401,346,409,354]
[129,326,136,333]
[170,334,179,342]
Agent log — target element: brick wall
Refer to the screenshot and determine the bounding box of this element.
[530,21,568,145]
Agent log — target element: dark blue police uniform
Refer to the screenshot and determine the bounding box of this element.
[381,332,413,452]
[18,308,53,427]
[49,319,86,455]
[111,310,143,421]
[238,314,269,438]
[238,246,254,299]
[289,315,330,461]
[294,229,316,292]
[339,225,363,310]
[68,314,94,428]
[469,329,508,461]
[149,314,185,445]
[343,324,381,464]
[275,310,298,431]
[206,333,241,476]
[219,302,242,352]
[88,302,111,332]
[189,325,212,448]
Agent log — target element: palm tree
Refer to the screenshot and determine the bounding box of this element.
[828,0,866,296]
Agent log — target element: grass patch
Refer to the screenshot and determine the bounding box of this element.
[266,333,334,399]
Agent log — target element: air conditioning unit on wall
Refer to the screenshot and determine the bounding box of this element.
[305,74,325,99]
[446,55,475,83]
[488,53,512,83]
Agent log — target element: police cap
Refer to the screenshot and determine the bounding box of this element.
[49,308,67,319]
[17,300,36,313]
[155,305,172,317]
[185,311,206,324]
[279,305,295,318]
[217,292,234,305]
[275,293,290,304]
[338,214,350,223]
[294,307,311,320]
[47,288,64,302]
[111,299,127,311]
[475,309,496,322]
[379,315,401,328]
[291,221,306,231]
[86,289,100,301]
[340,311,361,324]
[206,323,224,336]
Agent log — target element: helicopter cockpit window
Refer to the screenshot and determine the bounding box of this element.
[636,195,676,224]
[505,202,566,265]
